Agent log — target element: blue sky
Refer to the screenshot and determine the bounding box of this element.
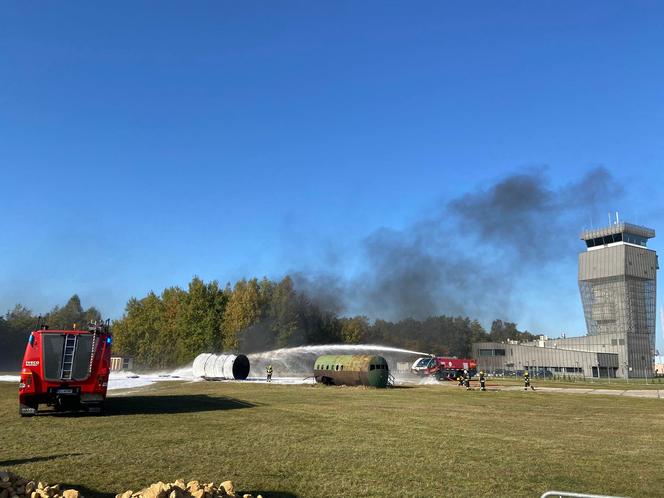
[1,2,663,348]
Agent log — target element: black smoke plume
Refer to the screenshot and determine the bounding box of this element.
[294,167,623,322]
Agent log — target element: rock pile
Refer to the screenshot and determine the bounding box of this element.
[0,473,262,498]
[115,479,262,498]
[0,471,81,498]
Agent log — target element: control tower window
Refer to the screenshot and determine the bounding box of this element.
[586,233,623,248]
[624,234,647,247]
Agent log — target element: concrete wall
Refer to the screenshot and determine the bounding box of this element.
[472,341,620,379]
[578,244,657,281]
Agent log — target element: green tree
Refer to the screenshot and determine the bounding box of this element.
[176,277,228,363]
[113,292,164,368]
[488,319,537,343]
[222,279,264,350]
[1,297,104,370]
[5,304,36,334]
[45,295,101,330]
[340,316,369,344]
[0,305,37,370]
[159,286,188,365]
[269,276,300,347]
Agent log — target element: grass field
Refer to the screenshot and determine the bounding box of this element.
[486,376,664,390]
[1,381,663,498]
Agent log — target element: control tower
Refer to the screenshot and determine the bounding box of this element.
[579,220,658,378]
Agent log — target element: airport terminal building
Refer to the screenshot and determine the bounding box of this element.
[473,221,658,379]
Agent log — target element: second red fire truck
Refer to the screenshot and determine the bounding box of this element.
[411,355,477,380]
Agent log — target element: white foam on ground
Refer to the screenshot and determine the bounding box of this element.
[108,370,194,390]
[397,375,446,386]
[107,372,314,389]
[0,373,187,389]
[238,376,315,385]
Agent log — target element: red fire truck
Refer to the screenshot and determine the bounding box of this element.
[18,321,113,416]
[411,356,477,380]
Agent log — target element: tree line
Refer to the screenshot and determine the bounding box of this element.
[0,276,538,370]
[0,295,101,370]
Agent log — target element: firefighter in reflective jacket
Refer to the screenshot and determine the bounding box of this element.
[266,364,273,383]
[524,370,531,390]
[479,370,486,391]
[463,369,471,390]
[457,370,464,386]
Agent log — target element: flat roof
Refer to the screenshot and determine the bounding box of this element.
[580,222,655,241]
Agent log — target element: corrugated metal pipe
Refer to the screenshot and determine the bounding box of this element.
[192,353,250,380]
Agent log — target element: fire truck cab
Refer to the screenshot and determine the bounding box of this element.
[18,321,112,416]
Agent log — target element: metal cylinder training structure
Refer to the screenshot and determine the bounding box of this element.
[314,354,390,388]
[192,353,250,380]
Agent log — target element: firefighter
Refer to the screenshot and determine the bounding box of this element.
[463,369,471,390]
[523,370,531,391]
[457,370,464,386]
[266,364,273,383]
[479,370,486,391]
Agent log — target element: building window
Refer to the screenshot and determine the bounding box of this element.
[479,349,506,356]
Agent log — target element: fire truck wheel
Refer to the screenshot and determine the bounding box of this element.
[19,402,37,417]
